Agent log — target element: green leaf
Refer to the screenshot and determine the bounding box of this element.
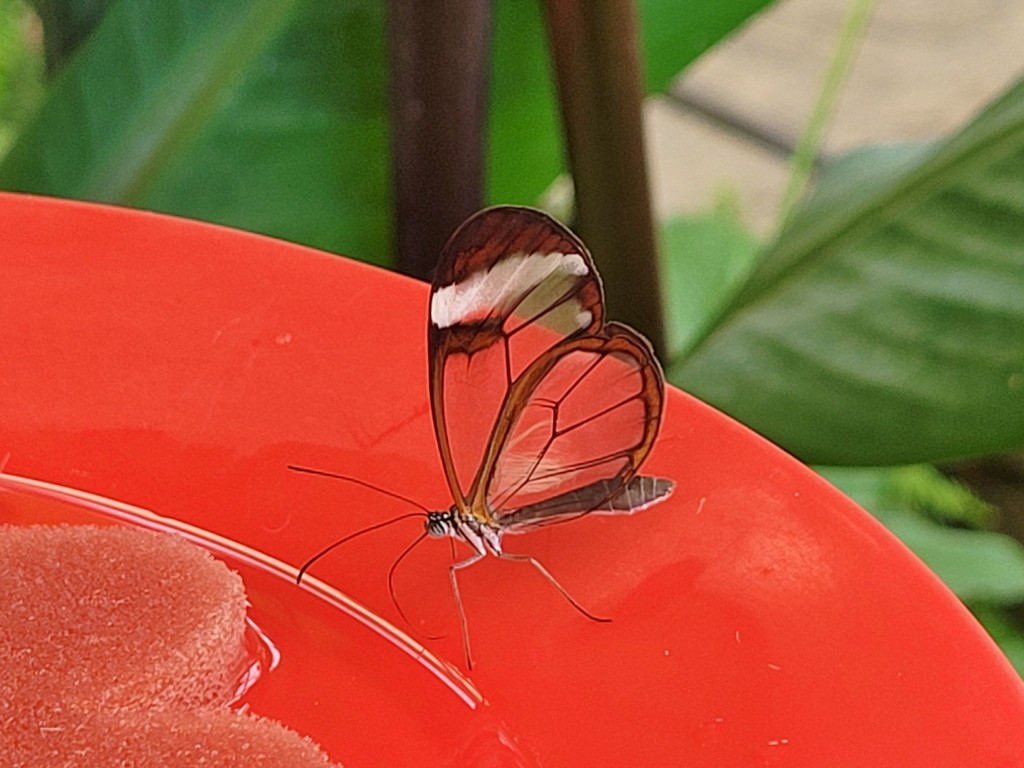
[660,203,761,359]
[0,0,393,264]
[3,0,777,265]
[884,464,997,529]
[972,605,1024,676]
[486,0,778,205]
[486,0,564,205]
[142,2,391,263]
[0,0,45,157]
[672,75,1024,465]
[815,465,890,509]
[878,510,1024,605]
[819,466,1024,606]
[4,0,778,264]
[641,0,776,92]
[821,463,1000,530]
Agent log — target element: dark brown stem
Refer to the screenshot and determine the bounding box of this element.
[389,1,492,280]
[543,0,666,357]
[33,0,109,76]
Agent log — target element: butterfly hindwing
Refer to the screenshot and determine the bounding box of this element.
[499,475,676,531]
[476,322,666,518]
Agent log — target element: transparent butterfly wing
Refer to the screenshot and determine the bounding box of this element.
[499,475,675,532]
[473,322,670,523]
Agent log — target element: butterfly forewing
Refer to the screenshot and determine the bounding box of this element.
[429,207,604,510]
[429,206,673,530]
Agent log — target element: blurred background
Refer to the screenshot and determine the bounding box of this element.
[2,0,1023,672]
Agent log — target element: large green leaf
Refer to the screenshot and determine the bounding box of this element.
[659,205,760,359]
[1,0,776,264]
[486,0,564,205]
[820,466,1024,606]
[672,75,1024,465]
[486,0,777,205]
[973,605,1024,676]
[0,0,44,155]
[640,0,774,92]
[0,0,392,264]
[142,2,391,263]
[879,509,1024,605]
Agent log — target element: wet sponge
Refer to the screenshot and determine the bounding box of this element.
[1,524,340,767]
[12,709,335,767]
[1,524,248,722]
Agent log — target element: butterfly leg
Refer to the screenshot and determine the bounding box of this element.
[449,552,485,669]
[496,551,612,624]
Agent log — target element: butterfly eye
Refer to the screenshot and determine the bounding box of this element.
[426,514,450,538]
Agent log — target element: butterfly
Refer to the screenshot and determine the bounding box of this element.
[292,205,674,667]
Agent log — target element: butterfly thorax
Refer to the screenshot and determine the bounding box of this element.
[426,508,503,557]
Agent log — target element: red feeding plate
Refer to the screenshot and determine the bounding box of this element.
[1,192,1022,767]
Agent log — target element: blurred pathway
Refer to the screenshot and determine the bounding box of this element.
[646,0,1024,236]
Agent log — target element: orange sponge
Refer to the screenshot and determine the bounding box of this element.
[1,524,341,767]
[12,709,336,767]
[1,525,248,724]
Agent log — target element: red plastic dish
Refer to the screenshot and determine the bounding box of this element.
[1,192,1022,766]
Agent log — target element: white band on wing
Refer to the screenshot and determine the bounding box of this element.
[431,251,588,329]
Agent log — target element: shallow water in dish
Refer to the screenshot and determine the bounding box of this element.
[0,473,533,767]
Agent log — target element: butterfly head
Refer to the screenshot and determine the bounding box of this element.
[426,510,456,539]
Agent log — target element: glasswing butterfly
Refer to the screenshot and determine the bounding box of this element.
[291,205,674,667]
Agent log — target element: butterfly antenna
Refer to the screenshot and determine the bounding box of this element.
[296,511,427,583]
[287,464,432,513]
